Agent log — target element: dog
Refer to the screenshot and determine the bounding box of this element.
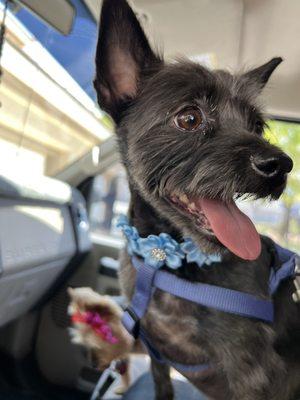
[68,287,133,394]
[93,1,300,399]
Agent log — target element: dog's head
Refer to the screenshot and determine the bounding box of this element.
[94,0,293,261]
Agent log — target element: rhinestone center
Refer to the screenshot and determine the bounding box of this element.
[151,248,167,261]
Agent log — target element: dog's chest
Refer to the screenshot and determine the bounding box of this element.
[145,291,204,358]
[119,255,207,361]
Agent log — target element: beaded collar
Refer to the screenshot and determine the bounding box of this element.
[117,215,221,269]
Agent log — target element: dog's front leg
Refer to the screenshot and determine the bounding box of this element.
[151,357,174,400]
[217,323,288,400]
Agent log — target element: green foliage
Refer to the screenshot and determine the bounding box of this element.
[264,120,300,206]
[100,113,114,131]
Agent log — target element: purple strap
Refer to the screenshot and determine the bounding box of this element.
[269,243,297,295]
[131,257,274,323]
[154,270,274,322]
[122,258,211,372]
[123,245,297,373]
[122,261,156,338]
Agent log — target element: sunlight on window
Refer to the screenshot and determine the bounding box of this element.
[0,138,45,177]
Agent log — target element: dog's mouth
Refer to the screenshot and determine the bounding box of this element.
[168,194,261,261]
[169,195,214,235]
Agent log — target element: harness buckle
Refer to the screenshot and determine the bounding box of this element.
[292,257,300,304]
[122,307,140,339]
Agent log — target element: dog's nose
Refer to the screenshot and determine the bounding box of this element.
[251,154,293,178]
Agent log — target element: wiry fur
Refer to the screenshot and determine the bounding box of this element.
[94,1,300,399]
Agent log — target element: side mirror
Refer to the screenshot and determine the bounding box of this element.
[14,0,75,35]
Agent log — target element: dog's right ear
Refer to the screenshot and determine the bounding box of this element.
[242,57,283,91]
[94,0,162,121]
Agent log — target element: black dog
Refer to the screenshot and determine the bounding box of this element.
[94,1,300,399]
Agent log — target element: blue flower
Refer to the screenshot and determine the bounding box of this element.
[138,233,185,269]
[117,215,141,256]
[117,215,220,270]
[116,214,130,229]
[181,238,221,267]
[206,253,222,265]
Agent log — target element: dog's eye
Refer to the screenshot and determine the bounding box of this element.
[174,107,204,132]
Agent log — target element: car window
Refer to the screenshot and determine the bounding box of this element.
[89,119,300,252]
[240,119,300,252]
[0,0,112,179]
[89,163,130,239]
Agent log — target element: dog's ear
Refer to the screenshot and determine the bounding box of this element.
[94,0,162,121]
[242,57,283,90]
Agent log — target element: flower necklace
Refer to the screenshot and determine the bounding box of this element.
[117,215,221,269]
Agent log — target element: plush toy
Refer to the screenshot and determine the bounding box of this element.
[71,309,119,344]
[68,287,133,395]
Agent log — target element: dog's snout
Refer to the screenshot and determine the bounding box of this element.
[250,154,293,178]
[251,156,280,177]
[279,154,293,173]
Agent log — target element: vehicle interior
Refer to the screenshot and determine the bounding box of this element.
[0,0,299,399]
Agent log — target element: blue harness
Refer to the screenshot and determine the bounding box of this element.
[118,216,300,373]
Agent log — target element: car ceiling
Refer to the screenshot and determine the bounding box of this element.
[83,0,300,120]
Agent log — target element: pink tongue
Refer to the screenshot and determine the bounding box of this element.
[199,198,261,260]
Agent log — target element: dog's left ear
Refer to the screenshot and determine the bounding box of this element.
[94,0,162,121]
[242,57,283,91]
